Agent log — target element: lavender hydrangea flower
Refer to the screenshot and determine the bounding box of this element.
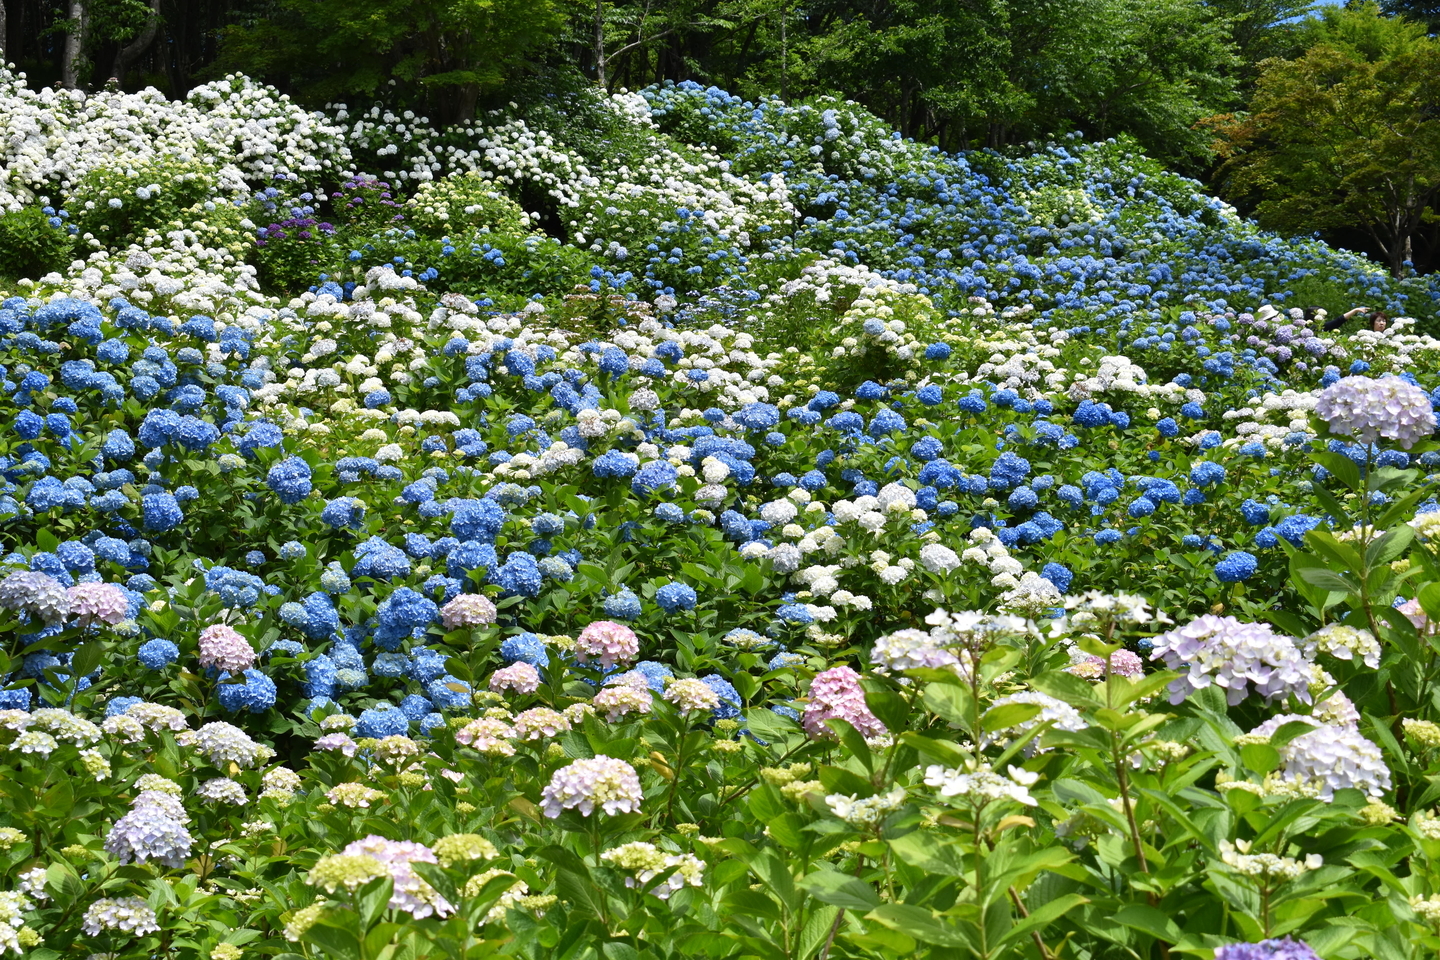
[1149,615,1311,706]
[0,570,71,625]
[1313,375,1436,449]
[1248,714,1391,800]
[1214,937,1321,960]
[104,802,194,867]
[540,756,643,817]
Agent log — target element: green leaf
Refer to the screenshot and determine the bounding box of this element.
[355,876,394,929]
[1027,670,1104,709]
[1267,720,1317,749]
[1312,451,1361,491]
[867,904,972,948]
[798,870,881,911]
[1112,903,1182,943]
[1240,742,1281,774]
[1296,566,1358,596]
[744,706,798,745]
[922,680,974,725]
[69,642,104,679]
[817,764,873,799]
[981,701,1043,734]
[302,913,363,958]
[864,688,911,732]
[1366,524,1415,568]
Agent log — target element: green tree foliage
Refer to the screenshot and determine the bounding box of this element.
[1210,4,1440,275]
[217,0,585,122]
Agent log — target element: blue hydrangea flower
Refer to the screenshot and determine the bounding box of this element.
[1215,551,1259,582]
[217,668,277,713]
[137,638,178,669]
[603,588,643,620]
[356,703,410,738]
[266,457,312,504]
[655,582,698,614]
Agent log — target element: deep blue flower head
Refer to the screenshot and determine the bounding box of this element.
[911,436,943,461]
[141,492,183,532]
[1072,400,1112,428]
[137,638,179,669]
[1095,529,1122,545]
[1008,486,1039,511]
[868,408,906,438]
[217,668,277,713]
[320,496,366,529]
[776,603,813,624]
[593,450,639,479]
[925,342,951,360]
[1127,498,1156,518]
[13,410,42,440]
[1040,562,1073,593]
[1274,514,1322,547]
[1190,461,1226,488]
[1215,550,1259,582]
[989,451,1031,489]
[1156,417,1179,437]
[855,381,886,400]
[603,588,643,620]
[632,460,678,497]
[266,457,312,504]
[236,421,284,458]
[351,537,411,581]
[451,498,506,541]
[356,704,410,738]
[1239,499,1270,525]
[399,694,434,721]
[958,392,987,414]
[1180,401,1205,420]
[916,384,943,406]
[491,552,543,598]
[501,633,549,668]
[734,402,781,431]
[809,391,841,411]
[656,582,698,613]
[374,587,440,649]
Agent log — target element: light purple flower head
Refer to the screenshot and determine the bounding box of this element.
[1249,714,1391,800]
[1149,615,1311,706]
[1314,375,1436,449]
[1214,937,1321,960]
[104,805,194,868]
[342,835,454,919]
[0,570,71,625]
[540,755,643,817]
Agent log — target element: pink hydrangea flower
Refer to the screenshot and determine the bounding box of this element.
[197,624,255,674]
[594,682,653,721]
[576,621,640,669]
[802,665,887,740]
[489,662,541,695]
[441,593,497,630]
[314,733,358,757]
[67,582,130,626]
[540,756,643,817]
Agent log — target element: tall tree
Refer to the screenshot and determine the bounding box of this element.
[1209,6,1440,275]
[218,0,583,122]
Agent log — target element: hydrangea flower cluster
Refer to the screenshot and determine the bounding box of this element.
[540,756,643,817]
[1149,616,1312,706]
[1313,375,1436,448]
[801,666,887,740]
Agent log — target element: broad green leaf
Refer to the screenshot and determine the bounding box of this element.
[798,870,881,912]
[867,904,974,948]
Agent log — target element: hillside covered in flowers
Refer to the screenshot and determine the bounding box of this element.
[0,71,1439,960]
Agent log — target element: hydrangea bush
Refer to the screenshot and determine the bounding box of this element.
[0,68,1437,960]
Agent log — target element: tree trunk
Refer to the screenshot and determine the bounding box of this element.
[594,0,606,87]
[62,0,85,89]
[112,0,162,87]
[0,0,7,64]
